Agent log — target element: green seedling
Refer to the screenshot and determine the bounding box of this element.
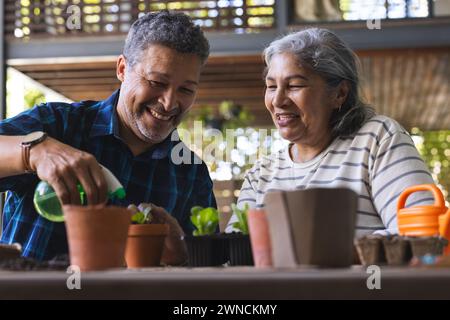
[131,206,153,224]
[231,203,249,234]
[190,206,219,236]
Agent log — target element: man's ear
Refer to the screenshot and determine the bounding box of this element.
[335,80,350,108]
[116,54,127,82]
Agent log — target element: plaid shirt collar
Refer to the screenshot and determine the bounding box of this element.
[88,89,175,160]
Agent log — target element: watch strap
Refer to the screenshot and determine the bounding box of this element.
[20,132,47,173]
[22,144,33,173]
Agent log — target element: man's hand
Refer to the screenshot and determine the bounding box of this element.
[29,136,108,205]
[130,203,188,266]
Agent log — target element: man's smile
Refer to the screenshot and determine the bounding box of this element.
[148,108,174,121]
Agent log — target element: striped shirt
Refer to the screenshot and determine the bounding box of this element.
[227,115,434,237]
[0,90,216,260]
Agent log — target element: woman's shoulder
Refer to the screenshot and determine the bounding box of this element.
[335,115,412,154]
[359,115,409,139]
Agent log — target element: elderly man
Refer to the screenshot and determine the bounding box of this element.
[0,11,216,264]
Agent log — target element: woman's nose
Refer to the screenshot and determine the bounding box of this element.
[272,89,289,109]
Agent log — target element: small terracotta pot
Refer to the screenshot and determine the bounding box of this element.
[125,224,169,268]
[64,205,131,271]
[248,209,272,267]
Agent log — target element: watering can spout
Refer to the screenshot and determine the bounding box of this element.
[440,208,450,255]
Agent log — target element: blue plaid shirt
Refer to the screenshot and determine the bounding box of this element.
[0,90,216,260]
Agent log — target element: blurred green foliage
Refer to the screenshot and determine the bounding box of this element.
[412,128,450,202]
[24,88,45,109]
[180,101,254,132]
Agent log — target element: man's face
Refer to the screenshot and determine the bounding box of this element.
[116,44,202,145]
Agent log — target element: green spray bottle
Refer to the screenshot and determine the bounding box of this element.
[33,164,126,222]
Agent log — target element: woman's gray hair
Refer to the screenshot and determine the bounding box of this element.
[263,28,374,137]
[123,10,210,67]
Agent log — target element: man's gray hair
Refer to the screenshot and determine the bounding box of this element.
[263,28,374,137]
[123,10,210,67]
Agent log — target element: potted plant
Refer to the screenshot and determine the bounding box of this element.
[64,205,132,271]
[125,206,169,268]
[182,206,227,267]
[227,203,254,266]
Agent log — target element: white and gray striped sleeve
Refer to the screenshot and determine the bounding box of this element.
[369,131,434,235]
[225,164,259,233]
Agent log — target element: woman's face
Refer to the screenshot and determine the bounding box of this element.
[264,52,340,145]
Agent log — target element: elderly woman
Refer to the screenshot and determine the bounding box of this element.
[228,28,434,237]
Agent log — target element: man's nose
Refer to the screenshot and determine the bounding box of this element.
[158,88,178,113]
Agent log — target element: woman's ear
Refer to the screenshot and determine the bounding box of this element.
[335,80,350,107]
[116,55,127,82]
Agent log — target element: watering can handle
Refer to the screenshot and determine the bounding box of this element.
[397,184,446,211]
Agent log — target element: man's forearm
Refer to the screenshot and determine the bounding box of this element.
[0,135,28,178]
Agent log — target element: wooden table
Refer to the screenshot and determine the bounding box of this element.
[0,266,449,299]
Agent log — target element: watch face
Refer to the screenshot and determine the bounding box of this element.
[23,131,45,144]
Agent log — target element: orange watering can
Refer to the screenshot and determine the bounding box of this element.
[397,184,450,255]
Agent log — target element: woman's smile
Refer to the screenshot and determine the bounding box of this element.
[275,112,300,127]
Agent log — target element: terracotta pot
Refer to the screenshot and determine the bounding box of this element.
[125,224,169,268]
[248,209,272,267]
[64,205,131,271]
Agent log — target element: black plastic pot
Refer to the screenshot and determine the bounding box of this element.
[183,234,228,267]
[227,233,254,266]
